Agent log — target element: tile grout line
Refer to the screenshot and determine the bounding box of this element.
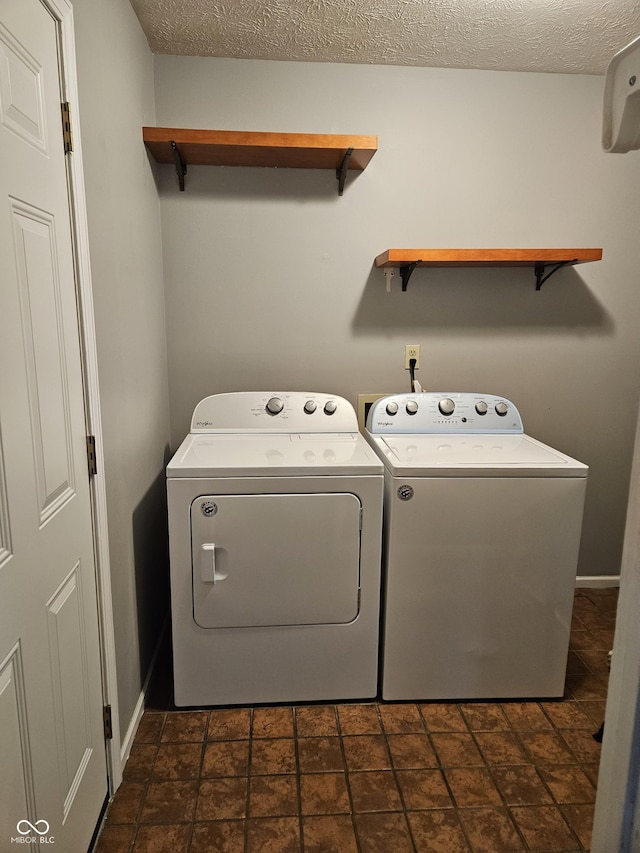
[463,714,530,852]
[381,722,418,853]
[244,707,253,853]
[414,707,453,844]
[292,707,305,853]
[336,708,365,853]
[374,706,416,853]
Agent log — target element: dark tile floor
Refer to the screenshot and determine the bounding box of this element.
[95,587,617,853]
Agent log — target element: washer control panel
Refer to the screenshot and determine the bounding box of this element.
[367,393,523,435]
[191,392,359,433]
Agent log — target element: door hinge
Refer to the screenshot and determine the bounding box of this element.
[103,705,113,740]
[61,101,73,153]
[86,435,97,477]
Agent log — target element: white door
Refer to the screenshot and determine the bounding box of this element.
[0,0,108,850]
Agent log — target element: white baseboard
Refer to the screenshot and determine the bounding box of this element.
[119,616,170,772]
[576,575,621,588]
[120,690,146,768]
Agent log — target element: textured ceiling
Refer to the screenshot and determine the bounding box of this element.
[129,0,640,75]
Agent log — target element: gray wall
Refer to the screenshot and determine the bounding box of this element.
[73,0,171,741]
[155,56,640,579]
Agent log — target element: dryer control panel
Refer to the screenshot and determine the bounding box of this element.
[366,393,524,435]
[191,392,359,433]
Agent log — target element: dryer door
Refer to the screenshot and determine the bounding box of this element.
[191,493,362,628]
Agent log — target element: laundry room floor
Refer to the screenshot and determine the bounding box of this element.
[95,587,616,853]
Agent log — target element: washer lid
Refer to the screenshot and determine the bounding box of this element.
[167,432,383,477]
[369,433,588,477]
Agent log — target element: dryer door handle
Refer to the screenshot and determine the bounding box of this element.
[201,543,217,584]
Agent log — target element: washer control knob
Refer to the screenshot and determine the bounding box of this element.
[495,401,509,416]
[324,400,337,415]
[266,396,284,415]
[406,400,419,415]
[303,400,317,414]
[475,401,488,415]
[438,398,455,416]
[386,401,399,415]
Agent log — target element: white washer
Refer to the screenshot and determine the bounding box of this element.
[167,391,383,707]
[365,392,588,701]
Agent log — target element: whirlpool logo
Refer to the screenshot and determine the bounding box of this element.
[11,820,55,844]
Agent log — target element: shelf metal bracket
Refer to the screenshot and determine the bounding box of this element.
[170,140,187,191]
[336,147,354,196]
[400,261,422,291]
[534,259,574,290]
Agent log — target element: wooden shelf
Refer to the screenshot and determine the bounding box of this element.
[375,248,603,291]
[142,127,377,194]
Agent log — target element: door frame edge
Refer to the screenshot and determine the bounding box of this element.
[44,0,122,793]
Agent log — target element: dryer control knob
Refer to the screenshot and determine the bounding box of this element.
[406,401,419,415]
[386,401,399,415]
[475,401,488,415]
[266,396,284,415]
[438,398,455,416]
[304,400,317,414]
[495,401,509,416]
[324,400,337,415]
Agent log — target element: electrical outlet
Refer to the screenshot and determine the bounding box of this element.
[404,344,420,370]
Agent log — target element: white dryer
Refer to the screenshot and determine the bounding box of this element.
[365,392,588,701]
[167,391,383,707]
